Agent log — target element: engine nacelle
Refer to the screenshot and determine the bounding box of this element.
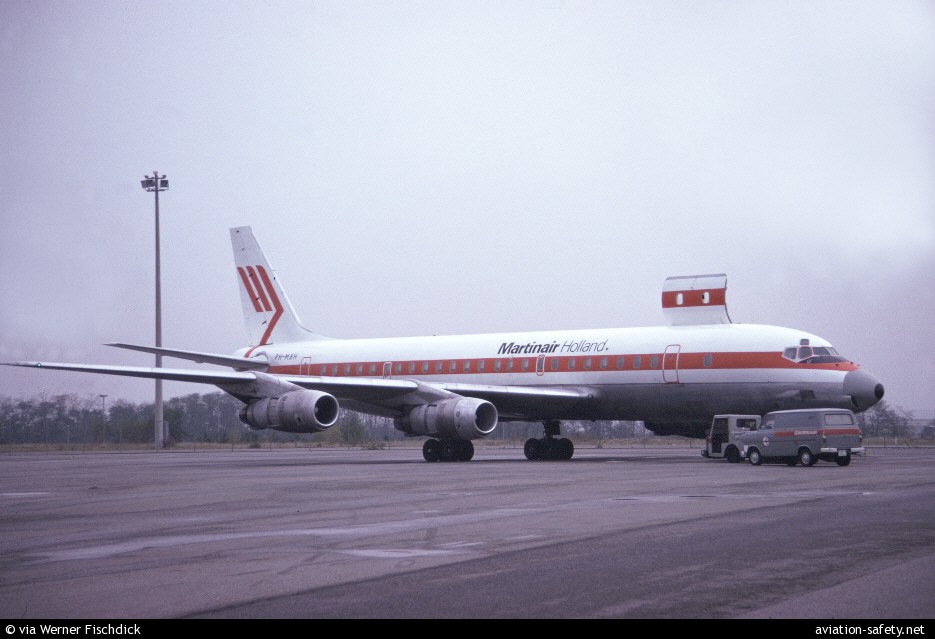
[644,420,709,439]
[394,397,498,440]
[239,390,340,433]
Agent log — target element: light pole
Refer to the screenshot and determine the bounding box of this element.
[100,394,108,445]
[141,171,168,449]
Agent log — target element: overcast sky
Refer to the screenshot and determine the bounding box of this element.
[1,1,933,418]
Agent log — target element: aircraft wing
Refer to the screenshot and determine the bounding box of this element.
[430,382,596,420]
[5,360,595,421]
[279,377,595,420]
[4,361,259,385]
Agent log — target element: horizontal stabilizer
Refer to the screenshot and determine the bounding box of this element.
[662,274,732,325]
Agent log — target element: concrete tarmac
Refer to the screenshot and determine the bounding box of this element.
[1,444,933,620]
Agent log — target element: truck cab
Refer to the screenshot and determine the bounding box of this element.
[702,414,761,463]
[740,408,864,467]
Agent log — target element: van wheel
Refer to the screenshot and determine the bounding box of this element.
[835,452,852,467]
[748,448,762,466]
[798,448,816,467]
[725,446,740,464]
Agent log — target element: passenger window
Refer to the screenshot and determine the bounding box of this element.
[408,362,415,374]
[356,364,364,375]
[394,363,402,374]
[521,359,530,371]
[583,358,592,370]
[494,359,502,372]
[478,360,486,372]
[449,361,457,373]
[463,361,471,372]
[568,358,576,370]
[600,357,608,370]
[435,361,443,373]
[703,353,713,367]
[369,363,377,375]
[421,362,429,374]
[616,356,625,369]
[633,356,641,369]
[650,356,658,368]
[550,358,559,371]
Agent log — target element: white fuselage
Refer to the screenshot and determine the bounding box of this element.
[238,322,867,423]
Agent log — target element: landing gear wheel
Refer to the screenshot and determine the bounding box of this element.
[441,439,459,462]
[458,440,475,461]
[798,448,816,467]
[423,439,440,462]
[524,438,541,460]
[558,437,574,460]
[835,452,851,467]
[748,448,763,466]
[539,438,556,460]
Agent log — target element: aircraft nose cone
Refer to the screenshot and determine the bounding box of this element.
[844,369,885,411]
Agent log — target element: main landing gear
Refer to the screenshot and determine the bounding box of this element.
[523,420,574,461]
[422,438,474,462]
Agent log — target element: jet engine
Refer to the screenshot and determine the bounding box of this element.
[239,390,340,433]
[394,397,498,440]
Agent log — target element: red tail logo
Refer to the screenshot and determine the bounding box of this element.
[237,265,283,351]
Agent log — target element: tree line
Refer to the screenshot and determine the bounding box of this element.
[0,391,655,447]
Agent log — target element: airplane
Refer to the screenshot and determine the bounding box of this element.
[5,226,885,462]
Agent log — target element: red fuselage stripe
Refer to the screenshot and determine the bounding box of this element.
[267,350,858,377]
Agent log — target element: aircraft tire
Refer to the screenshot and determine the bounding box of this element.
[423,439,441,462]
[557,438,574,460]
[524,438,541,460]
[458,440,474,461]
[441,439,460,461]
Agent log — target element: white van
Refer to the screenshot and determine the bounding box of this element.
[702,414,761,463]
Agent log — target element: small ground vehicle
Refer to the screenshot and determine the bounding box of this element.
[701,414,761,463]
[740,408,864,467]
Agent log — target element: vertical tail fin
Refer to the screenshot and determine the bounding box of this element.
[230,226,327,345]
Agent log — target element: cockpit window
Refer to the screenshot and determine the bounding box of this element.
[783,344,848,364]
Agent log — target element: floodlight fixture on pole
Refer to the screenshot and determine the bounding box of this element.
[141,171,168,449]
